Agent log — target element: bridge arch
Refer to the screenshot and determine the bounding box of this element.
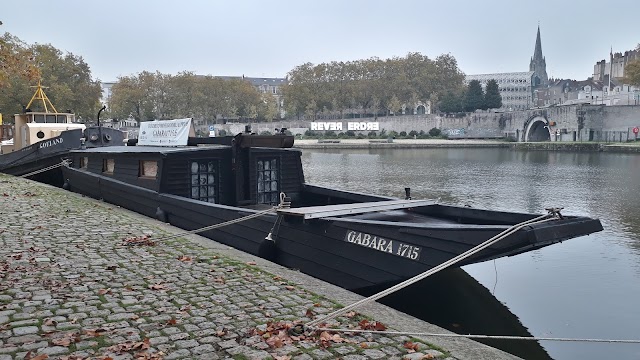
[524,116,551,142]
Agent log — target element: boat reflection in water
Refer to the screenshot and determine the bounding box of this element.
[364,267,552,360]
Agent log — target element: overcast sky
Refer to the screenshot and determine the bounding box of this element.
[3,0,639,82]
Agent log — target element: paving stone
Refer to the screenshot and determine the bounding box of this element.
[40,346,70,355]
[362,349,387,359]
[107,312,136,321]
[292,354,314,360]
[342,355,368,360]
[9,319,39,327]
[165,349,192,359]
[192,343,215,355]
[149,336,169,345]
[169,333,190,341]
[22,341,50,350]
[0,346,18,354]
[334,345,356,355]
[8,334,41,343]
[310,348,334,359]
[175,339,199,348]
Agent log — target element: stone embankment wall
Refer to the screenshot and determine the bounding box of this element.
[211,105,640,142]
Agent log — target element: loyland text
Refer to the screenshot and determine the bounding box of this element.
[310,122,380,131]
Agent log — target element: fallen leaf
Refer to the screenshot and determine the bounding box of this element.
[404,341,420,352]
[373,322,386,331]
[84,328,108,337]
[345,311,357,318]
[360,342,369,349]
[285,285,295,290]
[177,255,192,262]
[122,235,155,246]
[358,319,387,331]
[421,354,435,359]
[98,288,112,295]
[246,261,257,265]
[167,318,177,325]
[305,309,315,318]
[149,283,167,291]
[24,352,49,360]
[52,337,72,346]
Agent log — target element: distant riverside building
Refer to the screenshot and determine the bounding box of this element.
[593,48,639,82]
[466,72,535,111]
[466,27,549,111]
[535,45,640,107]
[100,81,115,109]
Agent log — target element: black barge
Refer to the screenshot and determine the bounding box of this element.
[61,133,603,291]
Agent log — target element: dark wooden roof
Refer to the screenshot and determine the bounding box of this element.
[69,145,230,154]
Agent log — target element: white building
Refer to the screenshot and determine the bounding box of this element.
[466,72,534,111]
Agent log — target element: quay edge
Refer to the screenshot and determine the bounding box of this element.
[0,174,521,360]
[292,138,640,153]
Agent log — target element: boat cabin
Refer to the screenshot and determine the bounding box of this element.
[67,134,306,209]
[0,82,85,155]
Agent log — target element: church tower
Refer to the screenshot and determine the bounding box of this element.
[529,26,548,87]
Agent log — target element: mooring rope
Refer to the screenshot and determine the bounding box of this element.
[133,193,291,244]
[20,159,71,178]
[306,211,558,328]
[311,327,640,344]
[129,206,277,244]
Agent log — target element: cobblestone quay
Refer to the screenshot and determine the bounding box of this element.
[0,175,520,360]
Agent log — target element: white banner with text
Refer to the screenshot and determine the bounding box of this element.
[138,118,194,146]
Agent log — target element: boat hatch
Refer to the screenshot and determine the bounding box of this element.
[276,199,434,220]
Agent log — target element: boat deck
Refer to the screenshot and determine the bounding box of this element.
[276,199,435,220]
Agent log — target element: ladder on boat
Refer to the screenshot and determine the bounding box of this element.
[276,199,434,220]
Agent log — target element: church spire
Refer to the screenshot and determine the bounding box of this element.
[533,25,543,62]
[529,25,548,87]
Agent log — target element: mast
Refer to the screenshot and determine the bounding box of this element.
[25,80,58,113]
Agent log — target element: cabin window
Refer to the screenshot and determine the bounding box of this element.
[190,160,218,203]
[79,157,88,169]
[103,159,115,174]
[257,158,279,205]
[139,160,158,178]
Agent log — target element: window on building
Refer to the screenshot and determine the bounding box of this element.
[103,159,115,174]
[190,160,218,203]
[139,160,158,179]
[257,158,279,205]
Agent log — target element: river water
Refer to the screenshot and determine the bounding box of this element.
[300,148,640,360]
